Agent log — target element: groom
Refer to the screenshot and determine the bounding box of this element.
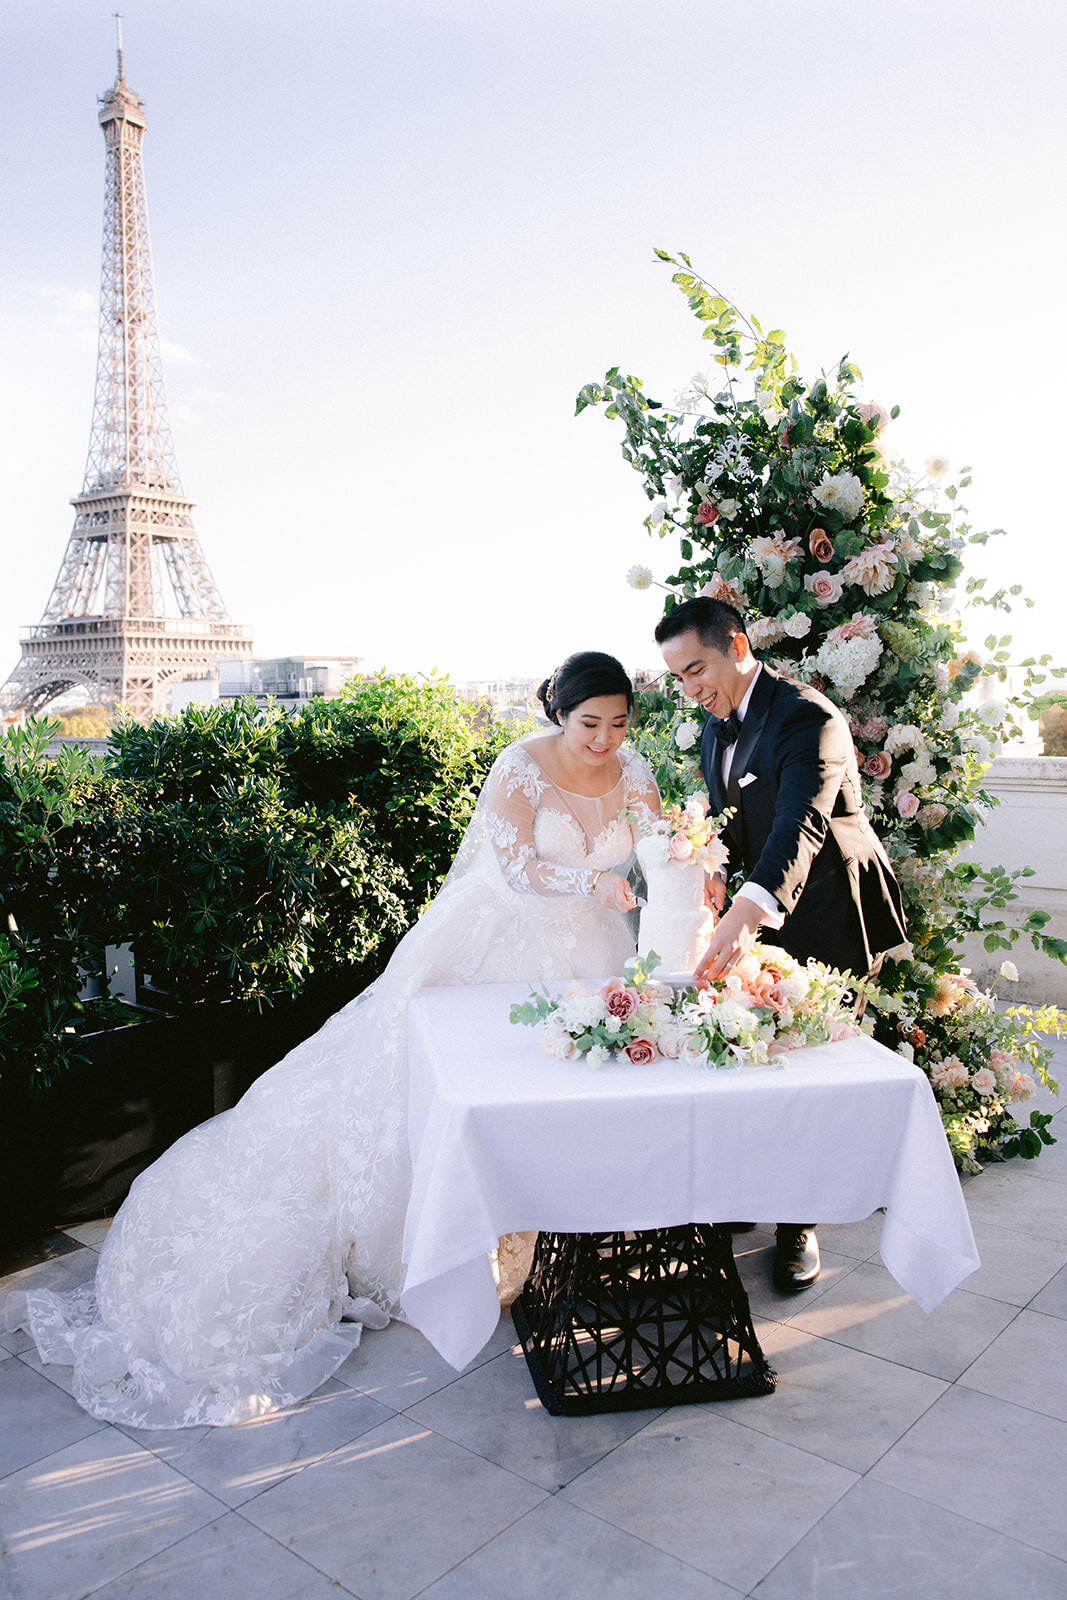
[656,595,906,1291]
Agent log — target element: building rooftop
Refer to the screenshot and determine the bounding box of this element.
[2,1031,1064,1599]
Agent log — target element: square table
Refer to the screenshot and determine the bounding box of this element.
[401,982,980,1379]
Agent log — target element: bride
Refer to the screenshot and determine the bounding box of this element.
[7,651,661,1428]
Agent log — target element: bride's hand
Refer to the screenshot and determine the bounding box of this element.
[594,871,637,914]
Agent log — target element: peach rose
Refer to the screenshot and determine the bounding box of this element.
[971,1067,997,1097]
[864,752,892,780]
[733,953,763,985]
[748,970,779,1006]
[668,832,694,862]
[625,1037,660,1066]
[895,790,920,819]
[809,527,835,563]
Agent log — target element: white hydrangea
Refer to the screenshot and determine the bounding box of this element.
[813,471,865,523]
[939,700,960,731]
[811,634,884,698]
[760,552,787,588]
[586,1044,611,1069]
[961,731,992,762]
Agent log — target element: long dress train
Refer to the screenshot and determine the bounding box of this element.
[5,739,659,1428]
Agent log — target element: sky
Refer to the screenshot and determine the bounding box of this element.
[2,0,1065,690]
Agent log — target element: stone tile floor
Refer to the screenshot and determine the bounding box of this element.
[2,1036,1065,1599]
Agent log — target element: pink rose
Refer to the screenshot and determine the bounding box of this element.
[625,1037,659,1066]
[604,984,639,1021]
[864,752,893,780]
[896,790,920,819]
[830,1021,855,1042]
[809,528,835,563]
[694,501,720,526]
[767,981,792,1013]
[803,570,845,608]
[856,400,890,432]
[667,832,694,862]
[971,1067,997,1097]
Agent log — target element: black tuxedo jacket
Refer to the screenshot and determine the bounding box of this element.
[700,667,906,976]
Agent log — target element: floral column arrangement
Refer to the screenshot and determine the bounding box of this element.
[579,251,1066,1170]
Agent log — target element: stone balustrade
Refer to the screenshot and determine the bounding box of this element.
[959,757,1067,1003]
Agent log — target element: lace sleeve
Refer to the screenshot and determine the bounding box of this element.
[481,748,599,898]
[621,748,662,831]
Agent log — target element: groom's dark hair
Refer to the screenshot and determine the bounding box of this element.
[655,596,747,655]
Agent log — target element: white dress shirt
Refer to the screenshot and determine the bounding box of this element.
[720,665,785,930]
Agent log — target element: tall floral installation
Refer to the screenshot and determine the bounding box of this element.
[578,251,1067,1172]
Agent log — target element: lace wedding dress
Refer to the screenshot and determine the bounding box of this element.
[6,738,659,1428]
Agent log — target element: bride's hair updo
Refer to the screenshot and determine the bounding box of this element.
[536,652,634,727]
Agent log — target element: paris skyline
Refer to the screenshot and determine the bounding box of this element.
[2,1,1064,692]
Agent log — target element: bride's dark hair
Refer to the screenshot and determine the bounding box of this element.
[536,652,634,727]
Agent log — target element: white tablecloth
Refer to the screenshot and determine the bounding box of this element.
[401,983,979,1370]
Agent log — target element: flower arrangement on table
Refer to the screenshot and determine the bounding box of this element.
[510,947,877,1070]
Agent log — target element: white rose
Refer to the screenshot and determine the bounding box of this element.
[716,498,740,520]
[783,612,812,639]
[675,721,700,751]
[939,701,960,731]
[978,699,1006,728]
[647,500,669,526]
[999,960,1019,982]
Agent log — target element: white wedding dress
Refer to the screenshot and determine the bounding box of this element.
[7,738,659,1428]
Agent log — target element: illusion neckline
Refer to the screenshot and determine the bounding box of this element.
[521,742,627,801]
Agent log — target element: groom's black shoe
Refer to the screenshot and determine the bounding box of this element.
[773,1225,820,1293]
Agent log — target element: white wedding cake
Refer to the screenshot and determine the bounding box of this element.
[635,833,716,977]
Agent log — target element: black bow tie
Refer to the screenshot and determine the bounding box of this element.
[711,710,743,748]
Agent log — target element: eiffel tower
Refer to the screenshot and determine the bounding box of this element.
[1,22,251,723]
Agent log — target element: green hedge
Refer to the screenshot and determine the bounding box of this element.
[0,676,516,1100]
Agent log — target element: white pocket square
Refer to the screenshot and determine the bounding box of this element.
[738,772,758,788]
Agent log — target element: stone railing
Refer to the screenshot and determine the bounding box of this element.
[959,757,1067,1004]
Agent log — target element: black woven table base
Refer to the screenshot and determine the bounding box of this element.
[512,1225,777,1416]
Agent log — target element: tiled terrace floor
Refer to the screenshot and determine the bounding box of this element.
[2,1036,1066,1599]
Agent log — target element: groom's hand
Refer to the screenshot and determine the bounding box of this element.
[695,896,763,982]
[704,869,727,913]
